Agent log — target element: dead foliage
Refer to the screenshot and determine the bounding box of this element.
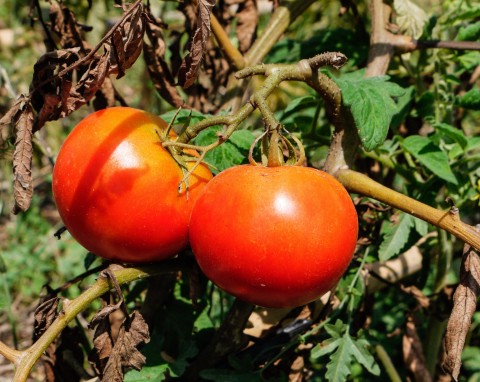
[403,315,433,382]
[442,241,480,381]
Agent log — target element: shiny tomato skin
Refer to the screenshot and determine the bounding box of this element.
[189,165,358,308]
[52,107,212,263]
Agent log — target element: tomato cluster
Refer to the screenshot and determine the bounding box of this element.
[53,107,358,308]
[52,107,212,263]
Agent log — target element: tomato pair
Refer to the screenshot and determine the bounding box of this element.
[53,107,358,308]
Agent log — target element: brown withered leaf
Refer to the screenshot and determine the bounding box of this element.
[12,100,35,214]
[49,2,90,51]
[33,296,60,341]
[88,299,123,377]
[0,97,25,146]
[93,77,117,111]
[442,242,480,381]
[178,0,215,88]
[235,0,258,53]
[403,315,433,382]
[102,311,150,381]
[143,9,184,108]
[109,3,145,79]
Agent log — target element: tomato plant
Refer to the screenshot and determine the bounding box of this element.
[52,106,213,263]
[189,164,358,308]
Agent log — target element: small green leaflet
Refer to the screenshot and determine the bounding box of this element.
[379,213,414,261]
[456,21,480,41]
[311,320,380,382]
[194,126,256,173]
[434,123,468,149]
[456,88,480,111]
[402,135,458,184]
[333,70,405,151]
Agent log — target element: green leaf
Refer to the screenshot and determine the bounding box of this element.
[456,21,480,41]
[311,337,341,359]
[194,126,256,173]
[334,72,406,151]
[325,334,355,382]
[456,88,480,110]
[403,135,458,184]
[350,338,381,376]
[414,217,429,237]
[160,109,209,126]
[434,123,468,149]
[379,213,414,261]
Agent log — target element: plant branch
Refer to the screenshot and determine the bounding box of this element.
[11,257,193,382]
[210,14,245,70]
[336,169,480,251]
[0,341,23,365]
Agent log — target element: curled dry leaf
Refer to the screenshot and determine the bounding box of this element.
[143,7,184,108]
[178,0,216,88]
[33,296,61,342]
[49,1,90,51]
[403,315,433,382]
[12,100,35,214]
[109,3,145,79]
[442,242,480,381]
[400,285,430,309]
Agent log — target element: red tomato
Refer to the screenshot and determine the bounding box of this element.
[52,107,212,263]
[189,165,358,308]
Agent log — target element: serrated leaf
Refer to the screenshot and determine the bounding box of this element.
[194,126,255,172]
[403,135,458,184]
[456,21,480,41]
[393,0,428,39]
[351,338,381,376]
[325,334,355,382]
[456,88,480,111]
[335,73,405,151]
[379,213,414,261]
[311,337,341,359]
[435,123,468,149]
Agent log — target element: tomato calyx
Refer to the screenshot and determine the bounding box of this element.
[248,126,306,168]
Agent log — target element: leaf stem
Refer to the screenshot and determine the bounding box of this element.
[375,344,402,382]
[210,14,245,70]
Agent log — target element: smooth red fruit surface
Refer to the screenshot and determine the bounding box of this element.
[52,107,212,263]
[189,165,358,308]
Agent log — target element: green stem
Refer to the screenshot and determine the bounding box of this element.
[11,258,192,382]
[375,344,402,382]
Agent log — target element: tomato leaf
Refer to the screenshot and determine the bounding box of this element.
[456,87,480,111]
[434,123,469,149]
[333,71,406,151]
[402,135,458,184]
[379,213,414,261]
[194,126,256,172]
[311,320,379,381]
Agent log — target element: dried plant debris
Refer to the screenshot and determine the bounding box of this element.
[231,0,258,53]
[442,241,480,381]
[1,1,146,213]
[89,303,150,381]
[11,99,34,214]
[178,0,216,88]
[33,295,61,342]
[403,315,433,382]
[143,7,185,108]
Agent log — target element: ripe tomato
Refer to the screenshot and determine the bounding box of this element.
[52,107,212,263]
[189,165,358,308]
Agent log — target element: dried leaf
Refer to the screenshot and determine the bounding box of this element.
[102,311,150,381]
[33,296,60,341]
[235,0,258,53]
[12,101,34,214]
[178,0,215,88]
[49,2,90,51]
[403,315,433,382]
[393,0,428,39]
[89,301,123,376]
[0,97,24,146]
[442,243,480,381]
[109,4,145,79]
[143,9,184,108]
[93,77,117,110]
